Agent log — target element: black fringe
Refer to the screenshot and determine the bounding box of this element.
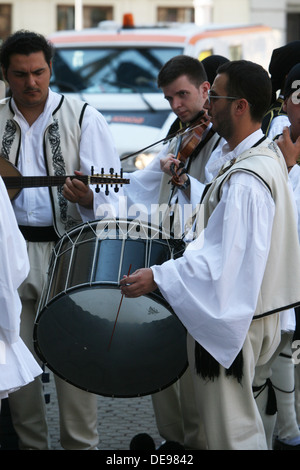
[194,342,244,384]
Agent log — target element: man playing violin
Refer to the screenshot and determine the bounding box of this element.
[0,30,121,450]
[121,55,223,450]
[124,55,223,233]
[120,60,300,449]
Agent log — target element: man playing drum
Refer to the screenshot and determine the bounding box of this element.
[120,60,300,450]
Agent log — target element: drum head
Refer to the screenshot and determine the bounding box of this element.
[34,286,187,397]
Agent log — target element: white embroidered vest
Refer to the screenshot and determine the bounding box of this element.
[199,140,300,318]
[0,95,88,236]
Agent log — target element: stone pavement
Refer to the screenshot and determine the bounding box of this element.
[45,369,162,450]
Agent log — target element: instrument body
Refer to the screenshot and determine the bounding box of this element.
[34,219,187,397]
[170,111,211,186]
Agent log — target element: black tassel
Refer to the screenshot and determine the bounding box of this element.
[265,378,277,415]
[253,379,277,416]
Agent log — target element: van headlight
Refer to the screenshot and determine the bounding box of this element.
[120,151,158,172]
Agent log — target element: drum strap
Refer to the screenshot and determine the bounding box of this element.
[18,225,59,242]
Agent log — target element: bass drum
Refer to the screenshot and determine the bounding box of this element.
[34,219,187,397]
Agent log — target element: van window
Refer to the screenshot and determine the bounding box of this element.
[50,46,183,93]
[229,45,242,61]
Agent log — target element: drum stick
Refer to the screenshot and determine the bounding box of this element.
[108,264,132,351]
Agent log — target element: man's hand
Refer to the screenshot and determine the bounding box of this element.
[160,154,180,176]
[160,154,189,190]
[119,268,157,298]
[276,126,300,170]
[63,170,94,209]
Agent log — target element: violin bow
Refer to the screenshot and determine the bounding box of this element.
[120,113,209,162]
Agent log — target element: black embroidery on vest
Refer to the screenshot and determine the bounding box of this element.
[1,119,17,160]
[48,119,78,231]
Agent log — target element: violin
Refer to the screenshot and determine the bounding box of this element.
[169,110,211,187]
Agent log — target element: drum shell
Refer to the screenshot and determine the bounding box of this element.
[34,219,187,397]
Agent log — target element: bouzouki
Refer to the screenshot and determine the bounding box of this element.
[0,156,129,200]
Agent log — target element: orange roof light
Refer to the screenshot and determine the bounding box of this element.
[123,13,134,29]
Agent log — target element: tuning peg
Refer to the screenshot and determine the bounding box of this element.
[114,171,119,192]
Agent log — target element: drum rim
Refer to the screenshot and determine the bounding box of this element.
[54,218,185,245]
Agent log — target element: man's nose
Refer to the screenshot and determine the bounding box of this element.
[172,96,183,110]
[25,74,36,87]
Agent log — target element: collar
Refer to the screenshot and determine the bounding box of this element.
[208,129,265,178]
[11,88,62,121]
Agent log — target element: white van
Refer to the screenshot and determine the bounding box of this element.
[48,18,281,171]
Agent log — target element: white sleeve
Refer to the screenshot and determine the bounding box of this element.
[123,145,170,208]
[151,172,275,368]
[288,164,300,241]
[79,105,123,221]
[0,177,29,344]
[268,115,290,140]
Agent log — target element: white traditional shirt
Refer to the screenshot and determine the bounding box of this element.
[267,114,290,140]
[151,129,294,369]
[11,88,121,226]
[0,176,41,399]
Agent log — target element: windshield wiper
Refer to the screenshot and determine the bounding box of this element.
[102,79,156,112]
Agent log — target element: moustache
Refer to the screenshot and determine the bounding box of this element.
[24,88,40,93]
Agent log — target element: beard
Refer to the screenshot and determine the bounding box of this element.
[212,105,234,141]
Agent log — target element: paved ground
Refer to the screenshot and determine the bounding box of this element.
[45,369,162,450]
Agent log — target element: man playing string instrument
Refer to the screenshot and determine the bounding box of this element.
[0,30,121,450]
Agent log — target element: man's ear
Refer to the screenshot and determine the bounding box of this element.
[201,81,210,99]
[1,67,7,82]
[283,98,288,113]
[234,98,248,115]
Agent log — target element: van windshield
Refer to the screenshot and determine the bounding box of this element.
[50,46,183,93]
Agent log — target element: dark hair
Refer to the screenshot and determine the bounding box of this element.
[217,60,272,122]
[157,54,207,89]
[284,63,300,99]
[268,41,300,102]
[0,30,54,72]
[201,54,229,85]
